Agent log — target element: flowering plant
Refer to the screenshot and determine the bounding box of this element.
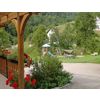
[2,49,12,55]
[6,70,18,89]
[6,70,37,89]
[25,74,37,89]
[24,53,32,67]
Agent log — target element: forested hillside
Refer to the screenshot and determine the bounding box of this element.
[4,12,77,44]
[1,12,100,56]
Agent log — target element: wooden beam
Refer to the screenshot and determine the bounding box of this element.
[20,13,32,35]
[0,23,5,27]
[11,19,18,34]
[0,12,26,24]
[0,12,38,25]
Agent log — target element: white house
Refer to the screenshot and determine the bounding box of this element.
[96,17,100,30]
[47,29,55,42]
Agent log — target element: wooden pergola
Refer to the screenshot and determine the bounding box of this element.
[0,12,38,88]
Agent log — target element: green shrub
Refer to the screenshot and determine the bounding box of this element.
[32,56,73,89]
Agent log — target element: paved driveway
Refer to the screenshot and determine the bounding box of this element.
[62,63,100,89]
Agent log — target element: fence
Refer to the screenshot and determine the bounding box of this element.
[0,57,18,78]
[0,57,7,77]
[7,60,18,77]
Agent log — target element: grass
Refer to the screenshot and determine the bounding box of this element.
[58,55,100,64]
[95,30,100,36]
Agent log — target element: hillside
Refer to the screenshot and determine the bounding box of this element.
[56,21,75,33]
[4,12,77,43]
[95,30,100,36]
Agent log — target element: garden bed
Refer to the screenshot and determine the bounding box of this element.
[0,55,73,89]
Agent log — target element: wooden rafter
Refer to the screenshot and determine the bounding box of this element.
[0,12,38,25]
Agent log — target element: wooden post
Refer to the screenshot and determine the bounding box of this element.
[17,13,24,89]
[11,12,32,88]
[0,12,38,88]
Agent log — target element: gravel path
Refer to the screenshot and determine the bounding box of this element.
[62,63,100,89]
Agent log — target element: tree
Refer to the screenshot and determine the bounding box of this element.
[0,28,11,49]
[50,23,76,55]
[32,25,47,51]
[51,23,76,49]
[60,23,76,49]
[75,13,96,33]
[5,23,17,45]
[75,13,96,53]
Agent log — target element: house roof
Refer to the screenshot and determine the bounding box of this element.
[42,44,50,48]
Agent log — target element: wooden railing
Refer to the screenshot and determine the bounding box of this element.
[7,60,18,77]
[0,57,7,77]
[0,57,18,78]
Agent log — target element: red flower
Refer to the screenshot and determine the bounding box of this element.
[8,75,13,81]
[12,82,18,89]
[25,74,31,82]
[24,53,29,58]
[6,79,9,85]
[31,79,36,86]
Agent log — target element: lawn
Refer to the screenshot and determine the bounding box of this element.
[58,55,100,63]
